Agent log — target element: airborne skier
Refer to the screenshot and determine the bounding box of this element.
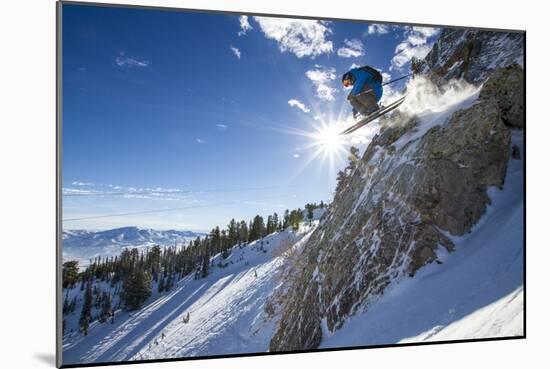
[340,66,409,135]
[342,65,384,119]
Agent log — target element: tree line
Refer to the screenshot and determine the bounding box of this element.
[62,202,327,336]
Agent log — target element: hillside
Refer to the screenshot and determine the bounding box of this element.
[321,130,523,347]
[62,221,319,364]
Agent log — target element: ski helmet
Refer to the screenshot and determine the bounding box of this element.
[342,72,354,83]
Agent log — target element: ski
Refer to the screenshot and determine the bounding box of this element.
[339,95,407,136]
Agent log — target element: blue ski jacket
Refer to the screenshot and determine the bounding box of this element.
[348,67,383,102]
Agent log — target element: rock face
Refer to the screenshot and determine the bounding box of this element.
[423,28,524,84]
[479,64,525,128]
[269,32,524,352]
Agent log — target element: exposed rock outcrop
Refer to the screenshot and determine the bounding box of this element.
[269,31,524,352]
[423,28,524,84]
[479,64,525,128]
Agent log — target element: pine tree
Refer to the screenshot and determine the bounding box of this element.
[283,210,290,229]
[249,215,266,241]
[122,269,152,310]
[211,226,221,254]
[238,220,248,243]
[62,291,71,314]
[70,297,77,313]
[307,206,314,223]
[266,215,274,234]
[94,286,102,309]
[289,209,304,231]
[158,276,165,292]
[62,261,80,288]
[165,273,174,291]
[99,292,112,323]
[220,229,230,258]
[149,245,162,282]
[272,213,279,231]
[79,282,93,335]
[200,242,210,279]
[227,219,238,248]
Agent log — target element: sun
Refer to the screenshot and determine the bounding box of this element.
[250,99,354,176]
[271,111,352,177]
[313,123,344,157]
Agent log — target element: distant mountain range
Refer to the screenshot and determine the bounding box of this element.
[62,226,206,266]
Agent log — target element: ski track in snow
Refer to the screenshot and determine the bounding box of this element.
[320,130,524,348]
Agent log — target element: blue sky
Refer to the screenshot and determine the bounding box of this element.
[62,4,441,231]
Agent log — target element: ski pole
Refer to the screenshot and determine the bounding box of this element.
[355,73,413,97]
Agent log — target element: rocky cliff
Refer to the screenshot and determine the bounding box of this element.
[269,29,525,351]
[423,28,524,83]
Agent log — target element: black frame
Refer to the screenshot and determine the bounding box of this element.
[56,1,527,367]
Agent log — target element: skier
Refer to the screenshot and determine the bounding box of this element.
[342,65,384,119]
[182,312,190,323]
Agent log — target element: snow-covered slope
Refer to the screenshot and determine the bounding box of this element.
[61,223,317,365]
[320,131,524,347]
[62,227,205,267]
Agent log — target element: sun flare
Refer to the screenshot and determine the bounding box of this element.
[314,124,344,157]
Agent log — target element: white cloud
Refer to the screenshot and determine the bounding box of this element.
[306,65,338,101]
[71,181,93,186]
[367,23,390,35]
[337,39,365,58]
[114,52,150,68]
[238,15,253,36]
[216,124,228,130]
[349,63,361,69]
[293,153,300,158]
[196,138,206,144]
[390,26,440,71]
[230,45,241,59]
[391,43,432,70]
[63,188,104,196]
[252,17,333,58]
[288,99,310,113]
[381,71,392,83]
[412,26,440,38]
[379,70,400,105]
[63,183,199,202]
